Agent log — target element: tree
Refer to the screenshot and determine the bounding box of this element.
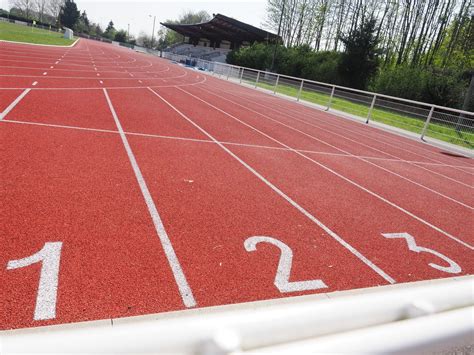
[114,29,127,43]
[158,10,211,48]
[75,10,90,33]
[11,0,33,19]
[34,0,47,23]
[338,17,380,89]
[59,0,79,29]
[47,0,64,25]
[103,20,116,39]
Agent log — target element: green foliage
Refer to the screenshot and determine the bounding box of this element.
[114,29,127,43]
[369,66,467,108]
[74,11,90,34]
[338,17,380,89]
[227,43,343,84]
[59,0,80,29]
[103,20,116,40]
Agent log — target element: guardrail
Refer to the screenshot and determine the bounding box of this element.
[163,52,474,150]
[1,277,472,353]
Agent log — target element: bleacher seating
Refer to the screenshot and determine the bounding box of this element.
[164,43,230,63]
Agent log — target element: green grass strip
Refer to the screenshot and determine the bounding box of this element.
[0,21,75,46]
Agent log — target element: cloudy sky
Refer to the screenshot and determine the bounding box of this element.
[4,0,270,38]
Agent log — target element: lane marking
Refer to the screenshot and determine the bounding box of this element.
[99,80,103,84]
[50,66,54,69]
[228,84,474,175]
[245,236,328,292]
[215,86,474,188]
[42,72,47,75]
[96,73,100,77]
[177,86,474,250]
[5,118,467,170]
[32,81,38,86]
[55,61,59,64]
[0,88,31,120]
[148,87,395,284]
[196,86,473,208]
[103,88,197,307]
[7,242,63,321]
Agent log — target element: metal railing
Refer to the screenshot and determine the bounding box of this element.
[162,52,474,150]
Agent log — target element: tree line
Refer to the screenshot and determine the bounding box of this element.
[228,0,473,109]
[4,0,134,43]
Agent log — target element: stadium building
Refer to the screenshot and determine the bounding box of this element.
[161,13,281,62]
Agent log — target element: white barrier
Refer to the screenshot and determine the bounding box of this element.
[1,276,472,354]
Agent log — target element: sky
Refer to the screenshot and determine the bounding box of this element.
[3,0,270,38]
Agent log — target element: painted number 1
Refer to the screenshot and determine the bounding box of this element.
[244,236,328,293]
[7,242,63,321]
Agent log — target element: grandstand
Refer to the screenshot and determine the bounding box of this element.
[161,13,281,63]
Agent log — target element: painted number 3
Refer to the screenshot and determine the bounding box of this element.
[7,242,63,321]
[382,233,461,274]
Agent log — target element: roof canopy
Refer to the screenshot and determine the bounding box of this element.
[161,14,281,44]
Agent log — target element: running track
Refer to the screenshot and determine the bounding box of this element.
[0,39,473,330]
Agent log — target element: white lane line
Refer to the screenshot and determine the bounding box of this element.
[42,72,47,75]
[32,81,38,86]
[103,88,197,307]
[148,87,395,285]
[176,86,474,251]
[0,88,31,120]
[218,87,474,188]
[55,61,59,64]
[9,118,469,166]
[233,86,474,176]
[50,66,54,69]
[197,86,473,208]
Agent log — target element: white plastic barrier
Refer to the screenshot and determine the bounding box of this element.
[0,276,472,354]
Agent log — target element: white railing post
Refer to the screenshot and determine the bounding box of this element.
[421,106,435,140]
[255,71,261,88]
[326,86,336,111]
[239,68,244,83]
[226,65,231,80]
[297,80,304,101]
[366,94,377,124]
[274,75,280,94]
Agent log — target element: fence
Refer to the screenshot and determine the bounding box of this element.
[162,52,474,150]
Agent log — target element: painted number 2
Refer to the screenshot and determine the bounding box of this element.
[7,242,63,321]
[382,233,461,274]
[244,236,328,293]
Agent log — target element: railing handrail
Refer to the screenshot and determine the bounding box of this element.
[165,52,473,117]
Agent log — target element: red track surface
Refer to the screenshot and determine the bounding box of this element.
[1,39,473,331]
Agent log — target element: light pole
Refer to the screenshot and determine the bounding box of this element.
[149,15,156,49]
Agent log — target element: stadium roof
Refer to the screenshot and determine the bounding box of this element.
[161,14,281,44]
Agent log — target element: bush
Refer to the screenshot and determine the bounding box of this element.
[227,44,343,84]
[370,66,467,108]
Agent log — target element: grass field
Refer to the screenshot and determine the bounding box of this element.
[0,21,75,46]
[245,79,474,149]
